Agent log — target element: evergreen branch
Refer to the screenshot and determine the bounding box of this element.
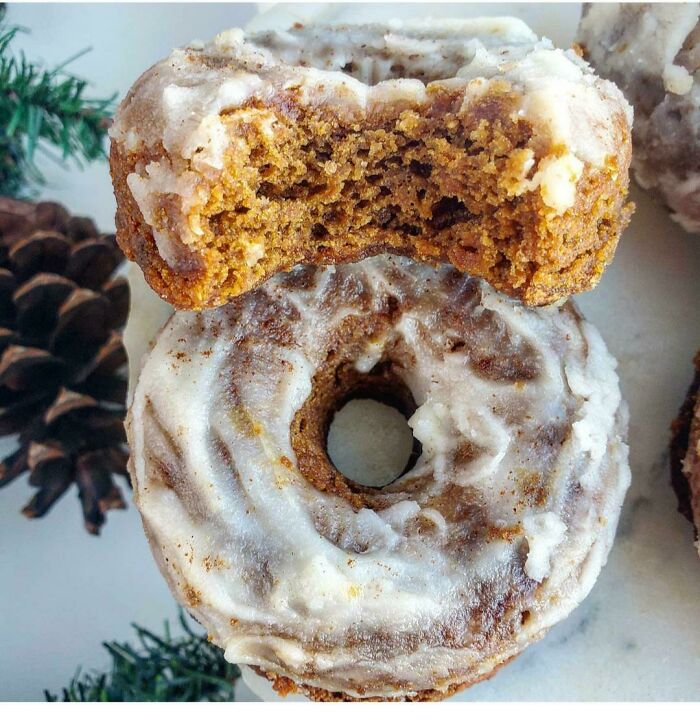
[0,5,115,197]
[44,611,241,702]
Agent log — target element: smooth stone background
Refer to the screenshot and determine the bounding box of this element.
[327,399,416,487]
[1,2,698,702]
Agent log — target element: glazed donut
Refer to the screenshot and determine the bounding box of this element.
[110,18,633,310]
[577,3,700,233]
[128,255,630,701]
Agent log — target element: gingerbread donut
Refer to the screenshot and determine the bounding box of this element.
[110,18,633,310]
[577,3,700,233]
[127,255,630,701]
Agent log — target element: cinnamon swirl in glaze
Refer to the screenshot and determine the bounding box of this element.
[127,255,630,700]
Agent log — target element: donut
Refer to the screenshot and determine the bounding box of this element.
[670,352,700,555]
[127,254,630,701]
[577,3,700,233]
[110,18,633,311]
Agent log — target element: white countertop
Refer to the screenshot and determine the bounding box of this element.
[1,2,698,702]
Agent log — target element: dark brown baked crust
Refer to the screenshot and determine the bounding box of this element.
[670,353,700,533]
[251,653,519,702]
[111,87,633,311]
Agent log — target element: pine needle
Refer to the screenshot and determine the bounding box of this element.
[0,5,114,197]
[44,611,241,702]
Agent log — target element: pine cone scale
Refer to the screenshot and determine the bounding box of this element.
[102,277,129,329]
[0,267,18,293]
[77,450,127,535]
[65,238,120,289]
[85,332,127,377]
[44,388,97,425]
[76,375,128,404]
[28,440,67,469]
[0,327,17,352]
[22,460,74,518]
[13,273,76,338]
[0,445,28,487]
[9,232,72,278]
[0,394,50,436]
[0,346,65,390]
[51,288,111,361]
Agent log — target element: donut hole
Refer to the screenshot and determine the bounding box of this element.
[327,398,416,488]
[291,324,424,505]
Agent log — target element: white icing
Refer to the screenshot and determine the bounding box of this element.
[579,4,699,86]
[511,152,584,215]
[353,339,384,373]
[663,63,694,95]
[128,255,630,698]
[112,18,632,267]
[523,512,567,582]
[532,153,584,215]
[126,161,208,266]
[565,322,621,489]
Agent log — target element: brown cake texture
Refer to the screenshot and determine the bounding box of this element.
[110,20,633,310]
[252,656,519,702]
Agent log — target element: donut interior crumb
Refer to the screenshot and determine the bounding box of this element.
[112,88,632,310]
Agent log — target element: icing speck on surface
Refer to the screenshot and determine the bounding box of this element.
[128,255,630,699]
[523,512,567,582]
[111,18,632,267]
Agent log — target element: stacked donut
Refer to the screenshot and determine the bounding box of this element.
[111,18,633,701]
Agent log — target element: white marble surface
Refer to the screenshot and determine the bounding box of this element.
[1,2,699,703]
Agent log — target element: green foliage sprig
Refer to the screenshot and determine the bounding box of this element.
[45,612,241,702]
[0,5,115,197]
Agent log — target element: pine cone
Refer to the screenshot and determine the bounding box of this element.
[0,197,130,534]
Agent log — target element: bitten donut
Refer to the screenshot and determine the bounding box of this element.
[128,255,630,701]
[577,3,700,233]
[111,18,633,310]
